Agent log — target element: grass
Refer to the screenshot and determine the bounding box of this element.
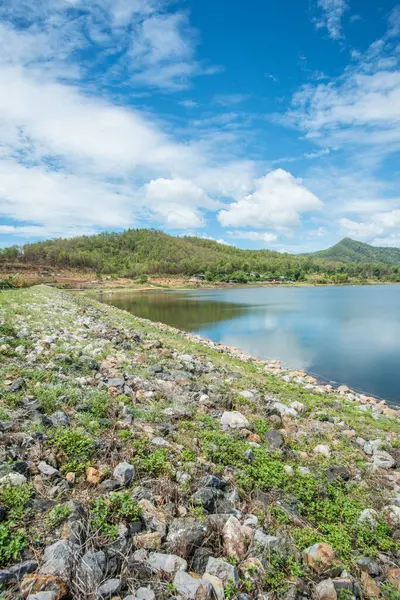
[89,492,141,540]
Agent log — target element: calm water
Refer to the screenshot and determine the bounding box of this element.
[97,285,400,404]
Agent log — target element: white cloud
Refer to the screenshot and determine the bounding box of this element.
[218,169,322,232]
[315,0,348,40]
[340,210,400,243]
[213,93,249,106]
[228,231,278,243]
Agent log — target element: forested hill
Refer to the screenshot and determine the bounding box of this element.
[1,229,400,283]
[306,238,400,265]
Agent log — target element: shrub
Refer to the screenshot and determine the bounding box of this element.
[90,492,141,540]
[52,428,95,473]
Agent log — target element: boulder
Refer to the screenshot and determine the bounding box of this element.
[173,571,213,599]
[267,402,298,418]
[220,411,250,429]
[78,551,106,589]
[113,461,135,487]
[205,556,238,585]
[202,573,224,600]
[356,557,381,577]
[265,429,284,450]
[315,579,337,600]
[147,552,187,576]
[133,588,156,600]
[39,540,76,581]
[222,515,246,560]
[372,451,396,469]
[166,518,209,557]
[0,472,27,487]
[360,572,381,599]
[303,543,336,574]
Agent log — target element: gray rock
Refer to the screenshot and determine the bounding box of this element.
[38,461,60,478]
[99,479,120,492]
[147,552,187,575]
[220,411,250,429]
[191,487,220,513]
[265,429,284,450]
[49,411,69,427]
[28,593,56,600]
[0,472,27,487]
[251,529,287,555]
[200,474,227,490]
[166,518,209,557]
[358,509,378,529]
[40,540,76,580]
[356,557,380,577]
[0,570,14,585]
[267,402,298,418]
[113,461,135,487]
[326,466,351,482]
[173,571,213,599]
[205,556,238,584]
[133,588,156,600]
[9,377,27,393]
[372,451,396,469]
[79,550,106,588]
[96,578,121,599]
[191,547,214,574]
[9,559,38,580]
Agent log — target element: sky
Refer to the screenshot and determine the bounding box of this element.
[0,0,399,253]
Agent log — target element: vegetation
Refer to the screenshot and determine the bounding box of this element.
[1,229,399,284]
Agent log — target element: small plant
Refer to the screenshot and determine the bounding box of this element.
[90,492,141,540]
[47,504,72,528]
[0,524,27,563]
[0,483,33,521]
[137,448,172,476]
[52,428,95,473]
[118,429,133,442]
[181,449,196,462]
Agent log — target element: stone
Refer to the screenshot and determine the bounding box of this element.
[313,445,331,458]
[356,557,381,577]
[220,411,250,429]
[205,556,238,585]
[9,560,38,580]
[28,593,56,600]
[358,509,378,529]
[147,552,187,575]
[199,474,227,490]
[0,570,14,585]
[239,557,265,586]
[166,518,209,557]
[39,540,76,581]
[0,472,27,487]
[268,402,298,418]
[96,578,121,599]
[291,401,305,413]
[173,571,213,599]
[265,429,284,450]
[372,451,396,469]
[138,498,167,537]
[9,377,27,392]
[134,588,156,600]
[326,466,351,482]
[251,529,287,555]
[192,487,220,513]
[38,462,60,478]
[315,579,337,600]
[86,467,102,485]
[203,573,224,600]
[49,412,69,427]
[303,543,336,574]
[222,515,246,560]
[383,505,400,528]
[21,574,68,600]
[360,572,381,598]
[134,532,162,550]
[386,568,400,592]
[113,461,135,487]
[192,547,214,574]
[79,551,106,589]
[99,479,121,492]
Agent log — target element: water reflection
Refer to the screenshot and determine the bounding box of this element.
[97,285,400,403]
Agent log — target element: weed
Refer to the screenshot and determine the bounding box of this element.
[90,492,141,540]
[47,504,72,528]
[51,428,95,473]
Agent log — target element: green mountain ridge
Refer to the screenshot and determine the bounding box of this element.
[306,237,400,265]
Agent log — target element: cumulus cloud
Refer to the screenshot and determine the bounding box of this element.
[227,231,278,243]
[315,0,349,40]
[340,210,400,243]
[218,169,322,232]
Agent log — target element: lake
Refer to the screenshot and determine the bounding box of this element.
[97,285,400,404]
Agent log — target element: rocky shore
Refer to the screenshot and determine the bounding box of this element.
[0,286,399,600]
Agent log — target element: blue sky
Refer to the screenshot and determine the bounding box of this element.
[0,0,399,252]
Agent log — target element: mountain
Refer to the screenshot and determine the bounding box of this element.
[306,238,400,265]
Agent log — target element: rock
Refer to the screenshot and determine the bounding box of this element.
[99,479,120,492]
[147,552,187,575]
[360,572,381,598]
[303,543,336,574]
[291,401,305,413]
[386,568,400,592]
[173,571,213,599]
[192,547,214,574]
[134,532,162,550]
[372,451,396,469]
[166,518,209,557]
[222,515,246,560]
[86,467,102,485]
[21,573,68,599]
[383,505,400,529]
[358,509,378,529]
[251,529,286,555]
[79,551,106,589]
[313,445,331,458]
[27,593,57,600]
[9,377,27,392]
[268,402,298,418]
[220,411,250,429]
[0,570,14,585]
[205,556,238,584]
[96,578,121,599]
[265,429,284,450]
[113,461,135,487]
[38,462,60,478]
[133,588,156,600]
[315,579,337,600]
[239,557,265,587]
[200,474,227,490]
[138,498,167,537]
[192,487,220,513]
[39,540,76,581]
[203,573,224,600]
[326,466,351,482]
[49,412,69,427]
[9,559,38,580]
[0,472,27,486]
[356,557,381,577]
